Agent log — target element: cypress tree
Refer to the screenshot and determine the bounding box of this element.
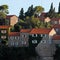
[49,2,53,13]
[46,3,55,18]
[29,5,34,17]
[19,8,24,20]
[25,5,34,17]
[58,2,60,14]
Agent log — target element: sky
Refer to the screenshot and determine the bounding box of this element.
[0,0,60,16]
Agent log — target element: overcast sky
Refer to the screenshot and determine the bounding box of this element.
[0,0,60,16]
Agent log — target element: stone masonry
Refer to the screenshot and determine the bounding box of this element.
[35,36,56,60]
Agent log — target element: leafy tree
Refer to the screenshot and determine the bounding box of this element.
[18,19,30,29]
[44,22,51,28]
[1,5,9,14]
[31,16,41,28]
[0,12,6,25]
[0,5,8,14]
[34,6,44,17]
[25,16,32,28]
[14,24,20,32]
[19,8,24,20]
[0,5,9,25]
[40,22,45,28]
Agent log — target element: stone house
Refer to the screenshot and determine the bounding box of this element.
[8,28,57,48]
[52,35,60,45]
[8,32,20,47]
[39,14,60,25]
[20,29,31,47]
[50,18,60,25]
[6,15,18,26]
[8,29,31,47]
[35,28,56,60]
[39,17,51,23]
[52,24,60,35]
[29,28,56,47]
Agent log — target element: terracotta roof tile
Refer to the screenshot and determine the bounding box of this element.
[0,25,10,29]
[40,13,46,17]
[6,15,16,19]
[52,35,60,40]
[51,24,60,28]
[51,18,60,21]
[38,13,46,21]
[30,28,51,34]
[9,32,20,36]
[20,29,31,33]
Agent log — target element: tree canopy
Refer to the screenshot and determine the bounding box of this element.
[0,5,9,25]
[34,6,44,16]
[19,8,24,20]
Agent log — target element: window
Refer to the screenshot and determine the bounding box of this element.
[22,41,26,44]
[56,29,58,32]
[40,40,46,43]
[10,37,14,40]
[54,21,57,24]
[32,34,34,37]
[48,40,52,44]
[22,34,26,38]
[15,36,20,40]
[24,35,25,37]
[1,30,7,33]
[15,37,17,39]
[41,34,43,37]
[44,34,46,37]
[22,41,24,44]
[17,37,19,40]
[15,42,18,46]
[11,42,14,46]
[22,35,24,37]
[36,34,37,37]
[1,36,6,39]
[32,34,37,37]
[32,40,37,44]
[24,41,26,44]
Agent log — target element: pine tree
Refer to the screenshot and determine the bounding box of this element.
[19,8,24,20]
[58,2,60,14]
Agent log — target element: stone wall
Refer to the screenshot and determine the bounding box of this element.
[35,36,56,60]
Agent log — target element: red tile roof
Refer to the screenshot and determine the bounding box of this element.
[51,24,60,28]
[6,15,17,19]
[40,13,46,17]
[51,18,60,21]
[30,28,51,34]
[20,29,31,33]
[52,35,60,40]
[9,32,20,36]
[38,13,46,21]
[0,25,10,29]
